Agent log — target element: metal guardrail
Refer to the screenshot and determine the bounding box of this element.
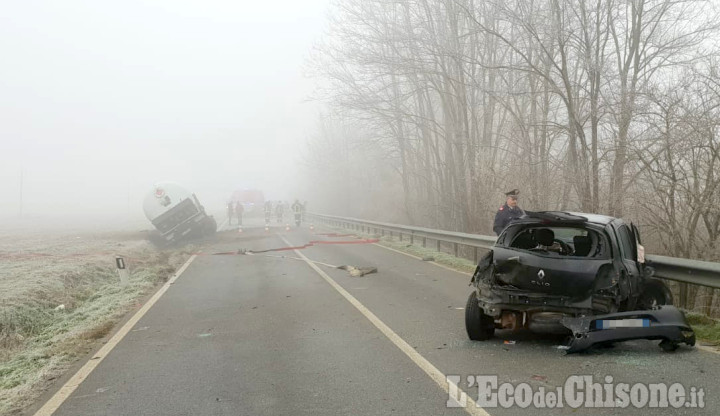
[646,255,720,289]
[308,212,720,290]
[309,213,495,262]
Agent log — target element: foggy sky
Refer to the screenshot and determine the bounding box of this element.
[0,0,329,227]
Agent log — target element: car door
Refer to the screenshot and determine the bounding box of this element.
[615,223,642,296]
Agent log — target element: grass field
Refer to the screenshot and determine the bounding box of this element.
[0,229,193,415]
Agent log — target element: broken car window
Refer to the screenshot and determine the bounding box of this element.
[506,226,604,258]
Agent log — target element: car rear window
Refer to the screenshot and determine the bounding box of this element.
[503,225,607,258]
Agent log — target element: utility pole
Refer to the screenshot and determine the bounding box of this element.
[19,166,24,219]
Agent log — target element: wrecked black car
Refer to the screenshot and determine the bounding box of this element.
[465,211,695,352]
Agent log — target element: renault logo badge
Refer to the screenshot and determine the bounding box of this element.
[538,269,545,280]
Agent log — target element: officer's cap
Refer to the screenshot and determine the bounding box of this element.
[505,189,520,198]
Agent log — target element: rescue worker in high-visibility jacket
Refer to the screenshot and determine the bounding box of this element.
[493,189,525,235]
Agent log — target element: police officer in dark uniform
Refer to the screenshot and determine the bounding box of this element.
[493,189,525,235]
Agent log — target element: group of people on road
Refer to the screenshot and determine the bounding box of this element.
[225,199,307,227]
[263,200,307,225]
[226,201,245,226]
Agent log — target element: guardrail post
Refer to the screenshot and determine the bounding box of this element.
[410,233,414,244]
[473,247,478,263]
[437,240,441,252]
[453,242,459,257]
[679,283,688,309]
[399,233,403,242]
[422,237,426,248]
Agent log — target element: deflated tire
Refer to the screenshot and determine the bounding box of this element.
[465,291,495,340]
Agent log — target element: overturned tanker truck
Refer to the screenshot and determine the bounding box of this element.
[466,211,696,353]
[143,182,217,245]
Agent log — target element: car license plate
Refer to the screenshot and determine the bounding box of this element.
[596,319,650,329]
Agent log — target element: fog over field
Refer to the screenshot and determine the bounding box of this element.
[0,0,329,230]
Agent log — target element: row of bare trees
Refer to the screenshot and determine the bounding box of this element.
[305,0,720,264]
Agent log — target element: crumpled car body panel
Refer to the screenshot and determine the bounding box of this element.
[560,306,696,353]
[467,211,697,352]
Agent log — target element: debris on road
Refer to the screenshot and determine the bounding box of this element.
[560,306,695,353]
[503,340,516,345]
[338,265,378,277]
[245,251,379,278]
[421,256,435,261]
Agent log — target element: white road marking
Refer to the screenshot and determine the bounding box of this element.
[33,254,198,416]
[697,344,720,355]
[314,224,473,276]
[372,243,473,276]
[280,236,490,416]
[216,217,229,231]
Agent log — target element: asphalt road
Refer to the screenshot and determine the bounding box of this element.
[39,224,720,416]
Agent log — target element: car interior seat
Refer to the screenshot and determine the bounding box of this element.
[535,228,555,247]
[511,231,537,249]
[573,235,592,256]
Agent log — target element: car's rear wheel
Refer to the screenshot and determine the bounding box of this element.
[465,292,495,340]
[638,279,673,309]
[659,339,679,352]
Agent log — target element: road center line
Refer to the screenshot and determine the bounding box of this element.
[33,254,198,416]
[280,236,490,416]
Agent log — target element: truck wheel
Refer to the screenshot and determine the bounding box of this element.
[465,292,495,341]
[638,279,673,309]
[147,230,166,247]
[202,217,217,236]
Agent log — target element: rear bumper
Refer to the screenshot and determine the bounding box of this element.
[476,286,594,318]
[560,306,696,353]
